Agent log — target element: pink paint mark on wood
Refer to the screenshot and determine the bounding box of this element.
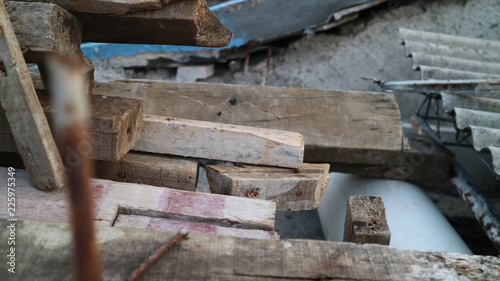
[157,189,226,219]
[91,181,113,216]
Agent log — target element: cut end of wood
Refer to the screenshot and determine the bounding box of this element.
[343,196,391,245]
[206,163,330,211]
[195,0,233,47]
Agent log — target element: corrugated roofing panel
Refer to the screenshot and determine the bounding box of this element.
[398,29,500,176]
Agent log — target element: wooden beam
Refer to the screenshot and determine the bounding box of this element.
[343,196,391,245]
[330,130,453,183]
[94,80,403,164]
[74,0,232,46]
[95,152,199,191]
[134,115,305,168]
[114,214,279,240]
[8,0,167,14]
[0,0,65,190]
[1,93,144,160]
[206,164,330,211]
[7,1,95,93]
[0,167,276,232]
[6,1,82,63]
[5,220,500,280]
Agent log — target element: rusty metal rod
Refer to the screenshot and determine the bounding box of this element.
[127,229,189,281]
[47,55,103,281]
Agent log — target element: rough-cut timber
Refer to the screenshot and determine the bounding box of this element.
[7,1,95,94]
[0,0,65,190]
[134,115,305,168]
[95,152,199,191]
[0,93,143,160]
[206,164,330,211]
[6,1,82,63]
[9,0,167,14]
[332,129,453,183]
[343,196,391,245]
[74,0,232,46]
[114,214,279,240]
[4,220,500,281]
[0,167,276,233]
[94,80,403,164]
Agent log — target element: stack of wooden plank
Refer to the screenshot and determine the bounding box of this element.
[0,0,332,242]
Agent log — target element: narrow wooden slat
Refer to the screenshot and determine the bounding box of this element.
[0,0,65,190]
[75,0,232,46]
[95,152,199,191]
[3,220,499,280]
[206,164,329,211]
[1,94,143,160]
[0,167,276,231]
[343,196,391,245]
[114,214,279,240]
[134,115,305,168]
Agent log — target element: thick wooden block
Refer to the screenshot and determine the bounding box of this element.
[4,220,500,280]
[0,167,276,232]
[206,163,330,211]
[134,115,305,168]
[6,1,82,63]
[0,0,65,190]
[343,196,391,245]
[1,94,143,160]
[95,152,198,191]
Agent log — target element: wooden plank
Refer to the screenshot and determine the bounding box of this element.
[94,80,403,165]
[9,0,167,14]
[74,0,232,46]
[114,214,279,240]
[95,152,199,191]
[0,93,143,160]
[0,167,276,231]
[134,115,305,168]
[206,164,330,211]
[7,1,95,94]
[330,130,453,183]
[6,1,82,63]
[4,220,500,280]
[343,196,391,245]
[0,0,65,190]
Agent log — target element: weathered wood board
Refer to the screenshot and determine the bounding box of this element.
[0,93,143,160]
[134,115,305,168]
[95,152,198,191]
[6,1,82,63]
[343,196,391,245]
[0,0,65,190]
[331,129,454,183]
[114,214,279,240]
[3,220,499,280]
[8,0,169,14]
[206,163,330,211]
[94,80,403,164]
[0,167,276,233]
[75,0,232,46]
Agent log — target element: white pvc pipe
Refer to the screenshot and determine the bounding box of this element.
[318,172,472,254]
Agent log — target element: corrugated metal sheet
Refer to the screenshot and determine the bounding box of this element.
[398,28,500,176]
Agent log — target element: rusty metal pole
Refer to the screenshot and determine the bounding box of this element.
[47,55,103,281]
